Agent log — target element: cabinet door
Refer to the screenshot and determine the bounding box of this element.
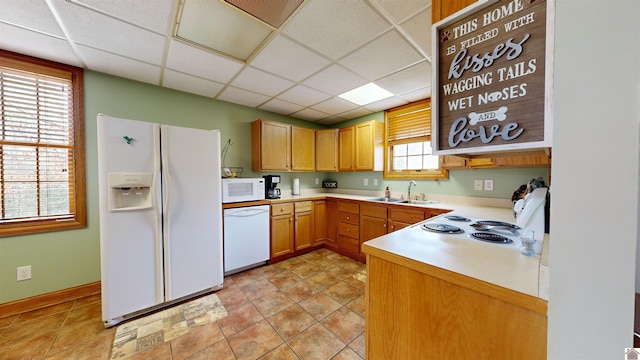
[295,210,313,251]
[258,120,291,171]
[316,129,339,172]
[292,126,315,171]
[325,199,338,246]
[314,200,326,245]
[339,126,354,171]
[360,216,388,253]
[441,155,467,169]
[271,214,294,258]
[355,122,374,170]
[388,220,412,233]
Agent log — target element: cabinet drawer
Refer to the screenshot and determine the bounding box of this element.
[338,235,359,254]
[361,204,387,219]
[338,201,359,214]
[338,211,359,225]
[338,222,359,239]
[295,201,313,213]
[390,208,425,224]
[272,203,294,216]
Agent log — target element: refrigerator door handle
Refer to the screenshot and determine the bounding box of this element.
[160,125,172,299]
[153,124,165,302]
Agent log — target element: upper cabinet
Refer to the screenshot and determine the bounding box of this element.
[316,129,339,172]
[339,120,384,171]
[252,119,315,172]
[291,126,315,171]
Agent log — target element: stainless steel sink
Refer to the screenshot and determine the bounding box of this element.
[407,200,440,205]
[367,197,407,203]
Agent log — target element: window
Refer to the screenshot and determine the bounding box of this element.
[0,50,86,236]
[383,99,448,180]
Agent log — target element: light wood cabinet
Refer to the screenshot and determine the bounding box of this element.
[339,120,384,171]
[252,119,315,172]
[270,203,294,258]
[315,129,339,172]
[313,200,326,246]
[365,254,547,359]
[291,126,315,171]
[294,201,314,251]
[325,199,337,247]
[360,204,388,256]
[337,201,360,258]
[252,119,290,171]
[388,206,425,232]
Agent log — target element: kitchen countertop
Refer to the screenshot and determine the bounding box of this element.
[255,189,549,301]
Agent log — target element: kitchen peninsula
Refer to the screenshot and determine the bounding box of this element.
[269,191,549,359]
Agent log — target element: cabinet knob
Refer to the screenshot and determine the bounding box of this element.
[384,224,387,227]
[346,228,350,232]
[346,216,350,220]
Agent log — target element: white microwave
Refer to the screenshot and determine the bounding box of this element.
[221,178,265,203]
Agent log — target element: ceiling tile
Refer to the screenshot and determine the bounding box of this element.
[277,85,331,107]
[69,0,176,33]
[364,96,408,112]
[291,107,331,121]
[337,107,374,120]
[375,61,430,95]
[163,70,225,98]
[302,64,367,96]
[259,98,305,115]
[50,0,166,65]
[370,0,431,24]
[78,45,161,85]
[341,29,424,80]
[399,86,432,102]
[0,23,81,66]
[250,35,331,82]
[217,86,271,108]
[400,9,432,56]
[315,116,347,125]
[165,40,244,83]
[0,0,64,37]
[231,67,295,97]
[311,97,358,115]
[283,0,391,60]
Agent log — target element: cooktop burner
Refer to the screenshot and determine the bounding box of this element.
[475,220,519,229]
[470,232,513,244]
[421,223,464,234]
[444,215,471,222]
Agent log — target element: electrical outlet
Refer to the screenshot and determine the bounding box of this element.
[364,178,369,186]
[373,179,378,186]
[484,179,494,191]
[17,265,31,281]
[474,180,483,191]
[315,178,319,185]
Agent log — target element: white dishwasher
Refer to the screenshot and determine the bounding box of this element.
[223,205,270,275]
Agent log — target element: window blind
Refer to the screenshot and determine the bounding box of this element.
[386,99,431,144]
[0,65,75,221]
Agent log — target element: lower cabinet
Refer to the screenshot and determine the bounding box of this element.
[337,200,361,259]
[272,198,451,264]
[294,201,314,251]
[270,200,317,261]
[271,203,294,258]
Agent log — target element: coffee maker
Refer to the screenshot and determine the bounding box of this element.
[263,175,281,199]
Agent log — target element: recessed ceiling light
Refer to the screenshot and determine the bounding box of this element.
[338,83,394,106]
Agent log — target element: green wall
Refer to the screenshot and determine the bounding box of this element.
[0,71,548,304]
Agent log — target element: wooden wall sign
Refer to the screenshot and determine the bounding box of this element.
[432,0,554,155]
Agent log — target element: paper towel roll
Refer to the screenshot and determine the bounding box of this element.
[293,178,300,195]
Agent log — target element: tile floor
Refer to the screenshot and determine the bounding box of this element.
[0,248,367,360]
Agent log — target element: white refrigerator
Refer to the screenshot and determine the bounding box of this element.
[97,114,224,327]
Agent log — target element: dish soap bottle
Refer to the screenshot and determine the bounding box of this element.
[385,186,391,199]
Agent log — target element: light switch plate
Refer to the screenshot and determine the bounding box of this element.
[373,179,378,186]
[484,179,494,191]
[474,180,483,191]
[364,178,368,186]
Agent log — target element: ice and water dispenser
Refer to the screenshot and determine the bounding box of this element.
[108,173,153,211]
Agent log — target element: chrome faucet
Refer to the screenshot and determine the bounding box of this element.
[407,180,417,201]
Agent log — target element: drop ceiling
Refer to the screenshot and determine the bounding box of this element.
[0,0,433,125]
